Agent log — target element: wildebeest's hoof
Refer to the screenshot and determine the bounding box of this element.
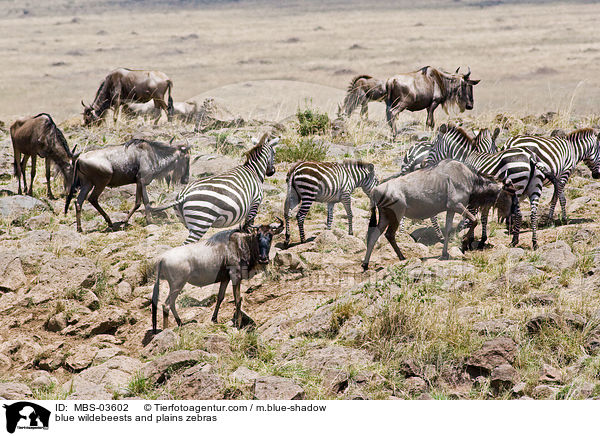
[439,254,449,260]
[477,241,486,250]
[361,262,369,271]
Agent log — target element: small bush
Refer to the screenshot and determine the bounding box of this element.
[276,138,329,163]
[296,108,330,136]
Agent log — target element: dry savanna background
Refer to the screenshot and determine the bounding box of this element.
[1,0,600,401]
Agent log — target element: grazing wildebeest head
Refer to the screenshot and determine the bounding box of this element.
[82,68,174,126]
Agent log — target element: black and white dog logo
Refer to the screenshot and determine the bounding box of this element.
[3,402,50,433]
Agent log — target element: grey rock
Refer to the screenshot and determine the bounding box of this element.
[63,377,112,400]
[302,345,373,374]
[63,306,129,337]
[30,372,57,389]
[539,364,562,384]
[65,345,100,372]
[273,251,305,271]
[46,312,68,332]
[0,195,47,217]
[512,381,527,396]
[93,347,123,364]
[143,329,178,356]
[142,350,214,384]
[522,293,555,306]
[205,335,231,355]
[0,382,33,399]
[168,364,224,400]
[405,377,427,395]
[253,376,305,400]
[537,241,577,270]
[78,356,144,389]
[472,318,516,335]
[230,366,260,384]
[531,384,559,400]
[526,313,560,334]
[0,254,27,292]
[490,364,518,393]
[294,305,334,337]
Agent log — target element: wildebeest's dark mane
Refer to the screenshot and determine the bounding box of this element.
[205,229,239,247]
[34,113,72,158]
[347,74,374,92]
[428,67,464,109]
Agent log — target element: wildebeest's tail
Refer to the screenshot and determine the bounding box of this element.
[64,159,79,214]
[166,80,174,118]
[148,198,183,213]
[152,260,162,333]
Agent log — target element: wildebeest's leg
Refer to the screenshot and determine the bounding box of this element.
[87,183,114,230]
[45,158,55,200]
[386,103,397,138]
[28,155,37,196]
[326,202,335,230]
[440,211,455,260]
[20,156,29,194]
[296,197,315,243]
[232,282,243,329]
[284,186,299,245]
[361,206,390,270]
[477,206,490,249]
[211,279,230,323]
[154,99,168,125]
[14,151,23,195]
[124,181,145,225]
[383,210,405,261]
[426,102,439,129]
[75,181,93,233]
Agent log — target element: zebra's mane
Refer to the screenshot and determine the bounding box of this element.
[244,133,270,165]
[566,128,597,141]
[342,159,374,172]
[441,125,474,145]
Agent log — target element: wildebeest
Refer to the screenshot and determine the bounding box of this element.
[152,219,284,332]
[341,75,387,118]
[361,160,515,269]
[64,138,190,232]
[10,113,76,199]
[122,100,198,123]
[81,68,174,126]
[385,66,480,136]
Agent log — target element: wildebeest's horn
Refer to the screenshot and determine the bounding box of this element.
[169,136,175,145]
[270,217,284,234]
[465,67,471,79]
[71,144,77,154]
[455,67,460,74]
[81,100,86,108]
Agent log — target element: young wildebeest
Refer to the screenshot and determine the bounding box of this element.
[152,219,284,332]
[122,100,198,123]
[385,66,480,136]
[361,160,515,269]
[341,75,387,118]
[82,68,174,126]
[64,138,190,232]
[10,113,76,199]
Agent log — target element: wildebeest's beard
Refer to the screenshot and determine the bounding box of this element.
[173,152,190,184]
[257,232,273,264]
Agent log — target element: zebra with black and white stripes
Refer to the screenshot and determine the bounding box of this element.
[153,134,279,244]
[284,160,378,245]
[424,125,554,249]
[504,128,600,222]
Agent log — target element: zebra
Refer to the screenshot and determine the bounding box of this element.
[152,134,279,244]
[424,125,554,250]
[284,160,378,245]
[504,128,600,222]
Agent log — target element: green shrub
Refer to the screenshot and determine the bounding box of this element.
[276,138,329,163]
[296,108,330,136]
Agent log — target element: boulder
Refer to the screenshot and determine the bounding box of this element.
[404,377,427,395]
[526,313,560,334]
[539,364,562,384]
[531,384,559,400]
[63,377,112,400]
[205,335,231,355]
[63,306,130,337]
[273,251,306,271]
[30,372,57,389]
[0,195,47,218]
[78,356,144,389]
[143,329,178,356]
[167,364,224,400]
[472,319,516,335]
[490,364,518,393]
[64,345,100,372]
[0,382,33,399]
[522,293,555,307]
[0,254,27,292]
[46,313,68,332]
[230,366,260,384]
[253,376,305,400]
[537,241,577,270]
[293,305,334,337]
[142,350,214,384]
[302,345,373,374]
[466,337,517,376]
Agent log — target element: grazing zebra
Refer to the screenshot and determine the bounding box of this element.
[153,134,279,244]
[424,125,554,249]
[504,128,600,222]
[284,160,378,245]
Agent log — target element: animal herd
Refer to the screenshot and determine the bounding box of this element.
[8,66,600,333]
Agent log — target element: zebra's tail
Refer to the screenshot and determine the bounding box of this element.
[531,155,558,185]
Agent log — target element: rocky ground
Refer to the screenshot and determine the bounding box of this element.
[1,107,600,400]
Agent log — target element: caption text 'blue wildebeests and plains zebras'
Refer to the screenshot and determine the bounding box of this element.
[283,160,378,245]
[504,128,600,222]
[158,134,280,244]
[423,125,554,249]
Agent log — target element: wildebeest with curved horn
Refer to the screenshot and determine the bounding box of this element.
[385,66,480,136]
[341,75,387,118]
[65,138,190,232]
[81,68,174,126]
[10,113,76,199]
[152,219,284,332]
